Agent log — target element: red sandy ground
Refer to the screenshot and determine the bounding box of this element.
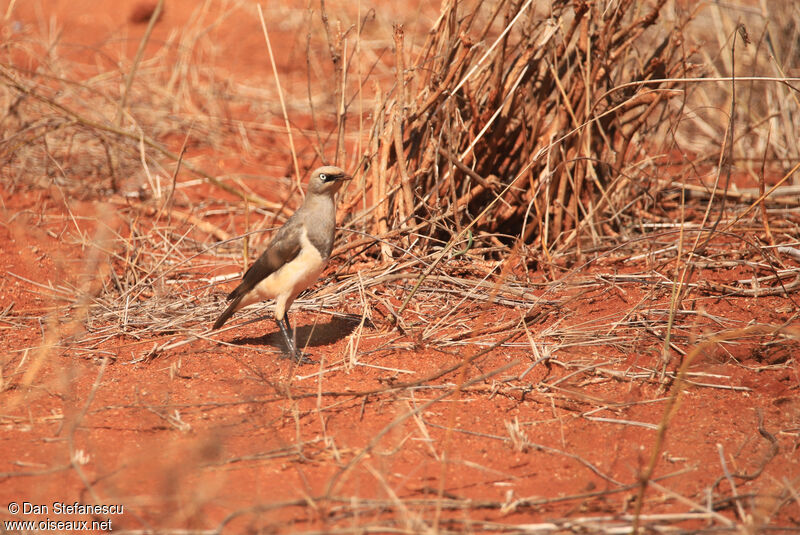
[1,2,799,533]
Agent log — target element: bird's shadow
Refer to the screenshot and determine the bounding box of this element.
[232,314,366,350]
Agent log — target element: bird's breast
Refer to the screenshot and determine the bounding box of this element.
[253,228,326,302]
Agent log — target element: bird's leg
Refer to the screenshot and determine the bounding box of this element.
[283,315,292,342]
[286,313,312,363]
[275,318,298,359]
[276,316,311,364]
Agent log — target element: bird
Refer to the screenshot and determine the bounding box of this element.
[213,166,352,362]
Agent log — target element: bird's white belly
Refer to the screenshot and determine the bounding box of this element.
[251,230,325,320]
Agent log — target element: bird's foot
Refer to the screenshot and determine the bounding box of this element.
[282,350,313,364]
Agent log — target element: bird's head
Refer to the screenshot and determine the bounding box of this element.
[307,166,352,196]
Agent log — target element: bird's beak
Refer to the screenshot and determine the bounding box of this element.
[339,174,353,181]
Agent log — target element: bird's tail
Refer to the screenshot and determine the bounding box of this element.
[213,294,243,330]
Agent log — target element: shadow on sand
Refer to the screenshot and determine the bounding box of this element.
[232,314,365,352]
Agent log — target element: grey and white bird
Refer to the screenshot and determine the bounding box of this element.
[213,166,351,361]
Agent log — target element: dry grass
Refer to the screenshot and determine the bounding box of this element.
[1,0,800,533]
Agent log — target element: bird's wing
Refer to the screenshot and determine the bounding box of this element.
[226,217,303,302]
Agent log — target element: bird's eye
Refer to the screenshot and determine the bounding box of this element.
[319,173,327,181]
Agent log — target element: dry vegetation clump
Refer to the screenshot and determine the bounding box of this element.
[347,0,693,259]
